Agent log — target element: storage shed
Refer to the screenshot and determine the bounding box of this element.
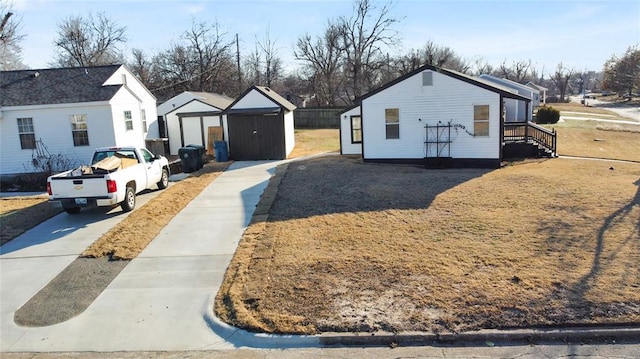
[225,86,296,160]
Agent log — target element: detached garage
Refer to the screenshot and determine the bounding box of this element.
[226,85,296,160]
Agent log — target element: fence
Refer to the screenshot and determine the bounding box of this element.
[294,108,343,128]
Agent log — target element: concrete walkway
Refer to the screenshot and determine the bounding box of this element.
[1,161,289,352]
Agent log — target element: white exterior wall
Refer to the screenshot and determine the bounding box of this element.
[339,106,362,155]
[362,70,501,160]
[284,111,295,157]
[157,92,199,116]
[108,88,147,149]
[230,89,278,109]
[164,100,224,155]
[105,66,159,139]
[0,102,117,174]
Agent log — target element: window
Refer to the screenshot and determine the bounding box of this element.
[140,109,147,133]
[124,110,133,131]
[351,116,362,143]
[17,118,36,149]
[385,108,399,139]
[474,105,490,136]
[140,148,154,163]
[70,114,89,146]
[422,71,433,86]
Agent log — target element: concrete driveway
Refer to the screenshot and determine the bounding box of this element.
[1,161,287,352]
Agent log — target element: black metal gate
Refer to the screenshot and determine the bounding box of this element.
[227,113,286,160]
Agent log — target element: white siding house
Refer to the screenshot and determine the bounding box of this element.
[339,65,531,168]
[0,65,158,181]
[159,92,234,155]
[479,74,539,121]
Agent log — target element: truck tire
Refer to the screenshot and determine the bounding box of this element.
[157,168,169,189]
[62,203,82,214]
[121,186,136,212]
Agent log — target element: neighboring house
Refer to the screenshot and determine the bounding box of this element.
[339,64,551,168]
[0,64,158,181]
[225,85,296,160]
[479,74,540,122]
[526,82,548,105]
[159,92,234,155]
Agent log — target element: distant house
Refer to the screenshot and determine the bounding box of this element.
[158,92,234,156]
[526,82,548,105]
[225,85,296,160]
[478,74,540,122]
[0,64,158,181]
[338,64,557,168]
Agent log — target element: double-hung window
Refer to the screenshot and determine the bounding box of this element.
[140,109,147,133]
[474,105,490,136]
[70,114,89,146]
[17,118,36,149]
[124,110,133,131]
[351,116,362,143]
[385,108,399,139]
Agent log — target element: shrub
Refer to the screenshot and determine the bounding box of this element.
[536,106,560,124]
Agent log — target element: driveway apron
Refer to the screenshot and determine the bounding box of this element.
[1,161,279,352]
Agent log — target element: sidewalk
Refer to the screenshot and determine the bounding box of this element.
[1,160,286,352]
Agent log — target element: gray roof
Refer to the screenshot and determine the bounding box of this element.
[189,91,234,110]
[1,65,123,107]
[253,86,297,111]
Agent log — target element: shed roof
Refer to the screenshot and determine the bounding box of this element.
[357,64,531,103]
[187,91,234,110]
[1,64,124,107]
[478,74,540,95]
[227,85,297,113]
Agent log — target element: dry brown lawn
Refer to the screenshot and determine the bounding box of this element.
[0,197,62,245]
[216,156,640,334]
[288,129,340,158]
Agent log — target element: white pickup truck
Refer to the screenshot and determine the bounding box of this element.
[47,147,170,214]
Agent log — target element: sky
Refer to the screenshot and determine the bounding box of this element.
[11,0,640,75]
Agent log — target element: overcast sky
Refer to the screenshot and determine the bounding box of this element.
[12,0,640,75]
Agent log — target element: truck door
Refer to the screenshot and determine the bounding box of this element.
[139,148,162,189]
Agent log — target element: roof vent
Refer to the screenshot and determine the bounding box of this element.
[33,72,40,78]
[121,74,127,85]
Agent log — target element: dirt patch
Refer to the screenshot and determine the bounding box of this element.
[0,197,62,246]
[216,156,640,334]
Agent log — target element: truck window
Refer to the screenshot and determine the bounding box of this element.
[140,149,154,163]
[91,150,140,165]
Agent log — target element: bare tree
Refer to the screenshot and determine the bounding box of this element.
[549,63,575,102]
[53,12,127,67]
[128,48,153,86]
[257,27,283,88]
[472,57,494,76]
[295,22,344,106]
[337,0,400,102]
[496,59,532,82]
[0,0,25,70]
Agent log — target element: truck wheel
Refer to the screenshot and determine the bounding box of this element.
[121,186,136,212]
[63,205,81,214]
[157,168,169,189]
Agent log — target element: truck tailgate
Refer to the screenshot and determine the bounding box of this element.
[49,175,110,199]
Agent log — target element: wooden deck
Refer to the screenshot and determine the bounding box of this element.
[504,121,557,157]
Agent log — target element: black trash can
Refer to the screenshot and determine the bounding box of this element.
[214,141,229,162]
[186,144,205,169]
[178,147,198,173]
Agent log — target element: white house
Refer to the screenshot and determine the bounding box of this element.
[526,82,548,105]
[159,92,234,155]
[0,64,158,181]
[339,64,532,168]
[479,74,540,122]
[225,85,296,160]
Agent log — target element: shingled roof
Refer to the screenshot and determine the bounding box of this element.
[0,64,124,107]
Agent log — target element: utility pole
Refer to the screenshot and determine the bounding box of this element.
[236,33,242,94]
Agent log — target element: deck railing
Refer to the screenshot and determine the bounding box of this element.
[504,121,556,155]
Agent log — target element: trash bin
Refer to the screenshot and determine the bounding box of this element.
[178,147,198,173]
[214,141,229,162]
[186,144,205,169]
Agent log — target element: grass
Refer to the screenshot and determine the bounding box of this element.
[0,197,62,246]
[548,120,640,162]
[216,156,640,334]
[288,129,340,158]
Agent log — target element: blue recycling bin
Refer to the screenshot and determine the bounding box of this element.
[214,141,229,162]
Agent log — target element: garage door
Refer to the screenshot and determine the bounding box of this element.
[227,114,285,160]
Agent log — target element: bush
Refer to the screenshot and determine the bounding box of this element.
[536,106,560,124]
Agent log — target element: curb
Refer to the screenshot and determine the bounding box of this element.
[205,293,640,348]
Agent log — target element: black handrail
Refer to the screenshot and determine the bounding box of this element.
[504,122,556,156]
